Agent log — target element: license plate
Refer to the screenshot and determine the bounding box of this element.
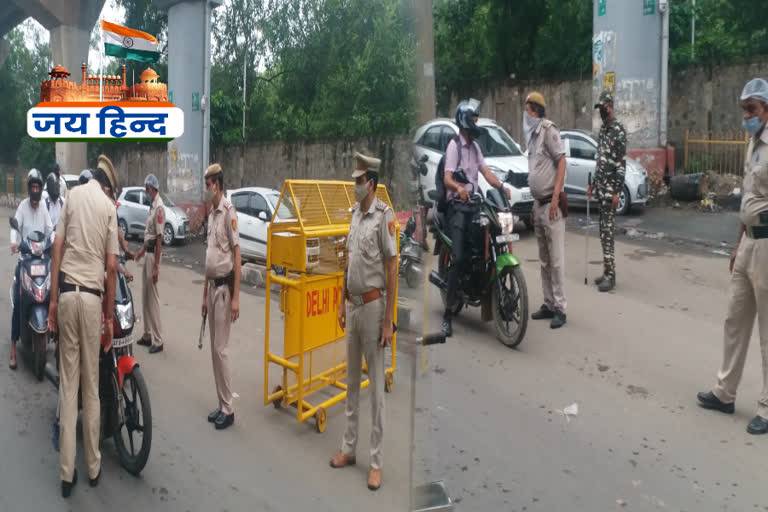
[522,191,533,201]
[496,234,520,244]
[30,264,45,277]
[112,336,133,348]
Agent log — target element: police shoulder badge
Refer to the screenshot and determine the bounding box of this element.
[388,220,395,236]
[232,218,237,231]
[157,208,164,224]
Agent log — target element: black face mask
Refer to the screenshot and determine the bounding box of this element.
[599,106,610,121]
[30,190,42,202]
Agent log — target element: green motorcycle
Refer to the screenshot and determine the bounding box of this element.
[428,187,529,348]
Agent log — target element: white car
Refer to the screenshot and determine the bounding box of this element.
[226,187,294,263]
[560,130,648,215]
[411,118,534,228]
[62,174,80,191]
[117,186,190,245]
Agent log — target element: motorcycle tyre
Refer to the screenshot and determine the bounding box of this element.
[112,367,152,475]
[437,246,463,317]
[33,331,46,381]
[492,265,529,349]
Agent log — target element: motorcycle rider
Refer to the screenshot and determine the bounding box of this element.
[48,156,119,497]
[9,169,53,370]
[442,100,509,337]
[50,162,68,201]
[44,172,65,228]
[79,169,93,185]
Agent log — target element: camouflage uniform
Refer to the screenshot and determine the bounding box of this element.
[594,91,627,282]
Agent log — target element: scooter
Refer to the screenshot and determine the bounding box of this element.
[48,253,152,475]
[9,217,52,380]
[399,216,426,288]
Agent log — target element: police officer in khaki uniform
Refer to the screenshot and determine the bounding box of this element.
[48,156,120,497]
[698,79,768,436]
[330,152,397,491]
[524,92,568,329]
[136,174,165,353]
[201,164,241,430]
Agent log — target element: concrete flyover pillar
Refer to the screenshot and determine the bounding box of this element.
[153,0,221,230]
[12,0,106,174]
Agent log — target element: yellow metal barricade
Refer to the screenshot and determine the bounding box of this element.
[264,179,399,432]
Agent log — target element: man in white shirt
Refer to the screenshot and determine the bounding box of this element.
[9,169,53,370]
[44,172,65,229]
[51,163,68,201]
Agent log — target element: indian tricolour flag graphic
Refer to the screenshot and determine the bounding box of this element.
[101,20,159,63]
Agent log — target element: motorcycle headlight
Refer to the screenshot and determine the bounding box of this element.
[498,212,515,235]
[115,303,133,331]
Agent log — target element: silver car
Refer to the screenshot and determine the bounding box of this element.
[117,186,190,245]
[560,130,649,215]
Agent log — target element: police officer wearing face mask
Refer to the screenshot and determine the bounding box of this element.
[697,78,768,436]
[330,152,397,492]
[8,169,53,370]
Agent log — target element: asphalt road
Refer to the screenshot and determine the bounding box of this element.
[2,205,766,512]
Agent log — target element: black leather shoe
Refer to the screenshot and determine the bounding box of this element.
[747,415,768,435]
[62,469,77,498]
[215,412,235,430]
[531,305,555,320]
[441,312,453,338]
[89,468,101,488]
[149,344,164,354]
[696,391,735,414]
[550,310,567,329]
[598,278,616,293]
[208,409,222,423]
[594,275,605,286]
[137,336,151,347]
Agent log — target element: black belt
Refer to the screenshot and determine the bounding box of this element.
[60,282,102,298]
[747,225,768,239]
[147,246,155,254]
[537,196,552,205]
[213,273,233,287]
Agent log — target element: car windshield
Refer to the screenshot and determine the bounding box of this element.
[267,193,297,220]
[160,192,175,207]
[476,126,523,157]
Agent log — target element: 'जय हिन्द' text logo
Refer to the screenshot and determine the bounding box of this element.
[26,21,183,142]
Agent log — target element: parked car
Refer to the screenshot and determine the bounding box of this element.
[226,187,295,263]
[560,130,648,215]
[62,174,80,190]
[117,186,190,245]
[411,117,535,229]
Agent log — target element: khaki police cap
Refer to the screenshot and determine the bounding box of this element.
[205,163,223,178]
[526,92,547,109]
[96,154,119,196]
[352,152,381,178]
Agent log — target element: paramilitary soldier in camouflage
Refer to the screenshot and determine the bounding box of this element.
[587,90,627,292]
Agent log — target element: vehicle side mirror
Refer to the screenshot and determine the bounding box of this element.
[9,217,19,232]
[258,211,269,222]
[419,154,429,163]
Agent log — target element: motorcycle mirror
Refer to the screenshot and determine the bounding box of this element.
[8,217,19,232]
[419,164,428,176]
[419,154,429,164]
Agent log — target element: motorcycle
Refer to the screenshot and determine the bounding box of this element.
[427,179,529,348]
[399,216,427,288]
[49,253,152,475]
[9,217,52,380]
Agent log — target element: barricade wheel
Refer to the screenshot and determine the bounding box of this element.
[272,385,283,409]
[385,373,394,393]
[315,407,327,433]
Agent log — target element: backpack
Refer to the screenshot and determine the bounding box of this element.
[434,135,477,213]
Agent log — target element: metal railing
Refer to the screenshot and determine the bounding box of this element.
[684,130,748,175]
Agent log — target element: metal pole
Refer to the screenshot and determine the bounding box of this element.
[242,50,246,142]
[660,1,669,147]
[691,0,696,61]
[413,0,436,123]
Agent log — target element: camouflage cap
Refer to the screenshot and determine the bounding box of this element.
[594,90,614,108]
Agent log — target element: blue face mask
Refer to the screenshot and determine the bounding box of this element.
[743,116,765,135]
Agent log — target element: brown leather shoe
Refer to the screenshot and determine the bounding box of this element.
[367,467,382,490]
[329,451,356,468]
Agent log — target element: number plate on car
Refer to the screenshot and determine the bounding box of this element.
[496,234,520,244]
[522,192,533,201]
[30,264,45,277]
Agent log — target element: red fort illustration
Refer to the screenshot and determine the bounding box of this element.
[40,63,168,103]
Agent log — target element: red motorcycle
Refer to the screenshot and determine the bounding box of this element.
[51,254,152,475]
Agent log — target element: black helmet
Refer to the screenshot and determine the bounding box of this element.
[27,169,43,202]
[46,172,60,199]
[79,169,93,185]
[455,98,482,137]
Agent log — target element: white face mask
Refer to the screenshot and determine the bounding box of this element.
[523,111,541,148]
[204,186,216,204]
[354,181,369,202]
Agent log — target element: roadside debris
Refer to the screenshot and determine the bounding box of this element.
[561,403,579,423]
